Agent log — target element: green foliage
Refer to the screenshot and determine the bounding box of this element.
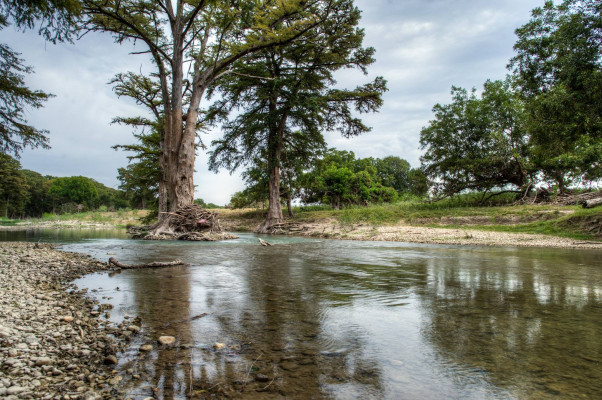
[510,0,602,189]
[0,0,80,156]
[48,176,99,209]
[0,42,52,156]
[209,0,386,220]
[0,0,80,42]
[301,149,415,208]
[0,153,28,217]
[420,79,530,199]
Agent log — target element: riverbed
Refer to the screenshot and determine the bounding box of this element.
[3,230,602,399]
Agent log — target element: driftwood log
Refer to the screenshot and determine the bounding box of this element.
[258,238,272,246]
[583,197,602,209]
[108,257,187,269]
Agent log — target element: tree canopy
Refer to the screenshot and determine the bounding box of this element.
[510,0,602,190]
[0,0,79,156]
[420,79,529,199]
[208,0,386,230]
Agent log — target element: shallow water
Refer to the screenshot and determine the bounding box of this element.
[7,230,601,399]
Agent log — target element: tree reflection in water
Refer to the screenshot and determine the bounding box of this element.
[419,248,601,399]
[70,237,601,399]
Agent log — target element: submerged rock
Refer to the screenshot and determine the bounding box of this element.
[158,336,176,346]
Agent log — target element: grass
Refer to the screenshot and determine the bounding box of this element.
[234,191,602,241]
[434,208,602,241]
[3,209,149,227]
[0,217,19,226]
[291,200,567,226]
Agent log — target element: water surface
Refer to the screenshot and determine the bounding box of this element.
[8,230,602,399]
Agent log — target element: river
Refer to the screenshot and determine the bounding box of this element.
[4,229,601,399]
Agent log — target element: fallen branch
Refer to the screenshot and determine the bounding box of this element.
[258,238,272,246]
[582,197,602,209]
[108,257,187,269]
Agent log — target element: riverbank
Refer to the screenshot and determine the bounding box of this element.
[0,242,133,399]
[217,207,602,249]
[2,204,601,249]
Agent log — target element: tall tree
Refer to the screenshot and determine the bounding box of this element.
[110,72,166,214]
[0,0,79,156]
[510,0,602,190]
[420,79,530,201]
[0,153,28,217]
[209,0,387,232]
[82,0,339,234]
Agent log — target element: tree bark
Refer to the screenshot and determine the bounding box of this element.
[583,197,602,209]
[257,109,287,233]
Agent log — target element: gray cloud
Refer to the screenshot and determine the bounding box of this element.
[1,0,543,205]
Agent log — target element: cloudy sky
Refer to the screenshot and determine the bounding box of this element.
[2,0,543,205]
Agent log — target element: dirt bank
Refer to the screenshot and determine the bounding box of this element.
[218,210,602,249]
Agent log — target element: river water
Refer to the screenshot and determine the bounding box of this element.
[4,229,601,399]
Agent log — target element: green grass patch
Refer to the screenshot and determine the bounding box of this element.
[429,208,602,241]
[291,200,566,226]
[0,217,19,226]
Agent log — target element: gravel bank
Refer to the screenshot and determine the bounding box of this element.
[0,242,133,399]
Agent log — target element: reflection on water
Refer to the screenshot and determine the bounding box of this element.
[0,227,129,242]
[46,232,601,399]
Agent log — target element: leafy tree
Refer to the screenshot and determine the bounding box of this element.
[510,0,602,190]
[420,79,530,201]
[21,169,53,217]
[0,153,28,217]
[0,0,80,156]
[407,168,429,197]
[209,0,387,231]
[374,156,411,193]
[300,149,398,208]
[82,0,345,234]
[48,176,99,210]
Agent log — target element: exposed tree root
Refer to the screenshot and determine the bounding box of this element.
[128,205,238,241]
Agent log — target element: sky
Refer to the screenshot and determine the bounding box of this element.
[2,0,544,205]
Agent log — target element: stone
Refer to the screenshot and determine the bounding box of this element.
[103,355,118,365]
[157,336,175,346]
[255,374,270,382]
[82,391,102,400]
[61,316,74,322]
[139,344,153,352]
[108,376,122,385]
[35,357,52,366]
[213,342,226,350]
[6,386,26,395]
[127,325,141,333]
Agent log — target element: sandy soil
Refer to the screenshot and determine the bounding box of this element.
[290,219,602,249]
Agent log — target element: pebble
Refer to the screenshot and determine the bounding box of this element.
[139,344,153,352]
[35,357,52,366]
[103,355,118,365]
[0,242,129,399]
[213,342,226,350]
[158,336,176,346]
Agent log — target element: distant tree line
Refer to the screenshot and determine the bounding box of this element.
[229,149,428,211]
[0,153,128,218]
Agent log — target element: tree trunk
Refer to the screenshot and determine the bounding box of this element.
[257,163,284,233]
[583,197,602,209]
[257,109,287,233]
[287,194,293,217]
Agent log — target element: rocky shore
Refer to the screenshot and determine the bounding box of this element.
[0,242,133,399]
